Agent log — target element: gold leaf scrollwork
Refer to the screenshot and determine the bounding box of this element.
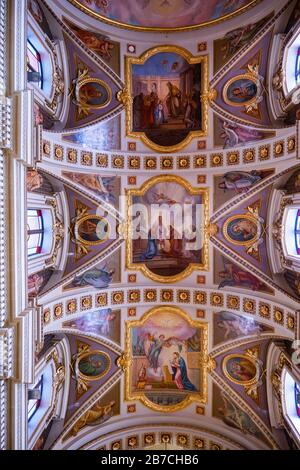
[117,88,131,107]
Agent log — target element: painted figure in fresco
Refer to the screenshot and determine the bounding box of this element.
[166,81,181,117]
[226,357,256,383]
[218,391,259,436]
[141,215,183,261]
[227,79,257,104]
[170,352,197,391]
[64,309,116,337]
[72,266,114,289]
[26,169,44,192]
[29,0,43,23]
[219,120,267,148]
[139,83,159,129]
[226,217,257,242]
[79,83,105,107]
[28,272,44,297]
[71,400,115,436]
[70,26,114,60]
[216,312,266,340]
[218,171,262,193]
[78,353,108,377]
[220,16,270,61]
[33,103,44,126]
[66,173,116,204]
[81,0,252,29]
[154,100,165,126]
[218,262,263,291]
[148,334,168,371]
[133,87,144,129]
[184,93,198,128]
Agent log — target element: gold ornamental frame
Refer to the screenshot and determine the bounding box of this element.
[222,73,259,108]
[222,213,259,247]
[74,214,110,247]
[67,0,262,33]
[123,306,209,412]
[125,175,209,283]
[75,350,111,382]
[124,45,209,153]
[77,78,112,110]
[222,353,258,387]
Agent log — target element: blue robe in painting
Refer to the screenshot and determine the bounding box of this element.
[140,233,157,261]
[178,356,197,391]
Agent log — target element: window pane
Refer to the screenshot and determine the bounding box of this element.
[295,383,300,418]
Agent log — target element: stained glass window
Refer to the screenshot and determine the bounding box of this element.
[27,209,44,256]
[28,375,43,422]
[295,382,300,418]
[27,39,43,89]
[294,209,300,254]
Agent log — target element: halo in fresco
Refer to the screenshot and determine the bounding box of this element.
[68,0,261,32]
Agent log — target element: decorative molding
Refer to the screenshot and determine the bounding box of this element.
[41,129,297,172]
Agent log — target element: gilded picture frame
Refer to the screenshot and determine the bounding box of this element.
[77,78,112,110]
[124,45,209,152]
[222,213,259,247]
[125,175,209,283]
[75,350,111,382]
[222,353,258,387]
[222,73,259,108]
[123,306,209,412]
[74,214,110,246]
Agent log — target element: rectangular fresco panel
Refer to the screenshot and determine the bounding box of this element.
[213,250,273,294]
[213,311,273,347]
[62,115,121,151]
[127,176,209,283]
[213,114,275,148]
[213,169,274,211]
[125,307,208,411]
[64,19,120,74]
[62,172,120,209]
[213,13,273,72]
[63,308,121,344]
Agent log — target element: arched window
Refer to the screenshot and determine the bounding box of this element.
[282,369,300,442]
[295,47,300,85]
[294,209,300,255]
[295,382,300,418]
[27,209,44,257]
[27,39,43,89]
[28,375,44,422]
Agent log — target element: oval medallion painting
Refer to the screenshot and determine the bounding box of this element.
[223,215,258,246]
[222,354,258,386]
[68,0,260,32]
[75,215,110,245]
[78,80,111,109]
[77,351,110,381]
[223,75,258,106]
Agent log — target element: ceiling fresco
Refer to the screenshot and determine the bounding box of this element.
[67,0,261,32]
